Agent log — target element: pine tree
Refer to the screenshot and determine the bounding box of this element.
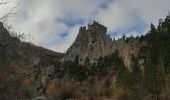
[150,23,157,33]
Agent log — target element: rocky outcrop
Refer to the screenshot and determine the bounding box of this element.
[63,21,146,71]
[112,38,145,71]
[64,21,113,64]
[34,65,55,94]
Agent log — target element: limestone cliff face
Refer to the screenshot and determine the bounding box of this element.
[64,22,146,71]
[64,21,113,63]
[113,38,144,71]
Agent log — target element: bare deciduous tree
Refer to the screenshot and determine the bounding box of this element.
[0,0,19,22]
[0,0,9,5]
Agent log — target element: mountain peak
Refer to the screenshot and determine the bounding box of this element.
[80,21,107,35]
[64,21,113,64]
[63,21,146,71]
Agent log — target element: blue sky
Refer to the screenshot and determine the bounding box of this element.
[0,0,170,52]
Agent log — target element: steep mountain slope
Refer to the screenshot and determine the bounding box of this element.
[64,21,113,64]
[57,14,170,99]
[64,21,146,71]
[0,22,64,99]
[0,14,170,99]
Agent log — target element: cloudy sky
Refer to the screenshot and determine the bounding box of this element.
[0,0,170,52]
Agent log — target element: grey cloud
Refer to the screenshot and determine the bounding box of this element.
[0,0,169,52]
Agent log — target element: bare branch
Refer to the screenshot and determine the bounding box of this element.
[0,3,20,22]
[0,0,10,5]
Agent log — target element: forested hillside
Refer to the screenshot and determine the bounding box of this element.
[0,14,170,99]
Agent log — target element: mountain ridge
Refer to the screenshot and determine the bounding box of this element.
[0,14,170,99]
[63,21,147,71]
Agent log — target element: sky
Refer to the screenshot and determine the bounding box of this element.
[0,0,170,53]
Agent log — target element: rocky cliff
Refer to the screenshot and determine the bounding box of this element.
[1,14,170,99]
[112,38,146,71]
[64,21,145,71]
[64,21,113,64]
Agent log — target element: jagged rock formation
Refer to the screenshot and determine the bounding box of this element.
[1,14,170,99]
[64,21,113,64]
[64,21,145,71]
[112,38,144,71]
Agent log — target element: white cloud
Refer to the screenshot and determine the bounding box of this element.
[49,25,80,53]
[95,0,170,33]
[0,0,170,53]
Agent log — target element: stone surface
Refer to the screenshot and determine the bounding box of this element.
[112,38,144,71]
[63,21,145,71]
[64,21,113,64]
